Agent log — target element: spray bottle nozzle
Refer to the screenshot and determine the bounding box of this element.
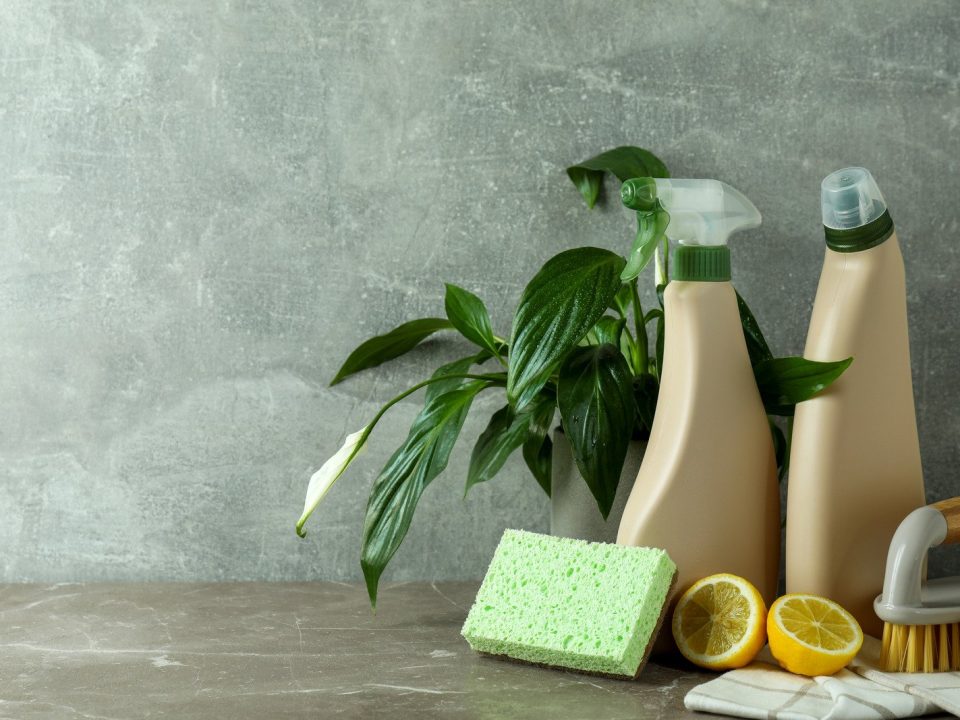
[621,177,761,247]
[620,178,658,212]
[619,177,761,282]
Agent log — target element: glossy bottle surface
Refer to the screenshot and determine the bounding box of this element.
[617,280,780,648]
[786,234,924,638]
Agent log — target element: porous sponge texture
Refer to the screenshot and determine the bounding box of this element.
[461,529,676,677]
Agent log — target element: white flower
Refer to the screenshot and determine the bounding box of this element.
[296,426,368,537]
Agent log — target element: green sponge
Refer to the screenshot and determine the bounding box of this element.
[461,529,677,678]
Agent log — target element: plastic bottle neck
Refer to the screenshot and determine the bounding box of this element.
[672,245,731,282]
[824,209,895,253]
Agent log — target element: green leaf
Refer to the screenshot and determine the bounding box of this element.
[611,284,633,317]
[656,282,666,310]
[297,369,506,538]
[330,318,452,385]
[361,380,491,607]
[621,206,670,282]
[770,419,787,481]
[628,283,648,376]
[736,291,773,366]
[444,284,501,359]
[425,350,491,403]
[633,373,659,435]
[566,146,670,208]
[522,392,556,496]
[753,356,853,416]
[557,344,636,519]
[566,166,601,210]
[593,316,626,347]
[508,248,626,408]
[620,328,637,375]
[466,405,531,494]
[654,312,665,380]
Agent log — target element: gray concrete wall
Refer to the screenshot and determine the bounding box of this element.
[2,0,959,583]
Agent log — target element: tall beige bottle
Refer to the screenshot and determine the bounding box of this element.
[787,168,925,638]
[616,178,781,630]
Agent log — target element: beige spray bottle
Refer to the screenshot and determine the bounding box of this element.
[616,178,780,628]
[787,168,924,638]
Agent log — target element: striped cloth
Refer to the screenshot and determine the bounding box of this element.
[684,637,960,719]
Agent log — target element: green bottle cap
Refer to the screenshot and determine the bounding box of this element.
[824,210,894,252]
[673,245,731,282]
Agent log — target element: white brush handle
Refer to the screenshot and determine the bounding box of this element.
[874,506,949,625]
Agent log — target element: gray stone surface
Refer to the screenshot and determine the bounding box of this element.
[1,1,959,582]
[0,581,710,719]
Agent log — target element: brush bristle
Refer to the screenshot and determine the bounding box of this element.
[939,624,950,672]
[881,622,960,672]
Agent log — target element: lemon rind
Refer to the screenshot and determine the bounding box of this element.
[674,574,766,665]
[771,595,863,656]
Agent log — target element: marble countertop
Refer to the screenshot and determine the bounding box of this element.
[0,581,712,719]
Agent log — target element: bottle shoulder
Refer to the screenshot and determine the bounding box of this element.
[806,236,909,357]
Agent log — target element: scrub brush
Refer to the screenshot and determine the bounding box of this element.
[874,497,960,672]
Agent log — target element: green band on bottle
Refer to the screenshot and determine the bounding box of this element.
[673,245,730,282]
[824,209,894,253]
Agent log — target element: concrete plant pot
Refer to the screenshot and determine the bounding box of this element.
[549,430,647,543]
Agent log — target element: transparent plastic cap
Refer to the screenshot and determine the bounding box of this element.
[652,178,761,246]
[821,167,887,230]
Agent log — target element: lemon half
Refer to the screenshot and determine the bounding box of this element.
[672,573,767,670]
[767,594,863,676]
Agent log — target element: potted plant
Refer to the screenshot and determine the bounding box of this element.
[296,146,850,608]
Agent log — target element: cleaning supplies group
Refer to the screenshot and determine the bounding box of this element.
[614,166,922,667]
[463,167,928,679]
[617,166,921,635]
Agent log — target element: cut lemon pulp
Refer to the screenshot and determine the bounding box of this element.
[767,594,863,676]
[672,573,767,670]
